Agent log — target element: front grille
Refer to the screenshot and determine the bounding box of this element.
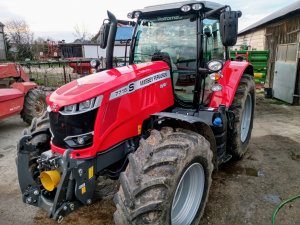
[49,108,98,149]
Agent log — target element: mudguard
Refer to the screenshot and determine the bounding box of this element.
[209,60,253,108]
[0,63,30,81]
[153,112,218,167]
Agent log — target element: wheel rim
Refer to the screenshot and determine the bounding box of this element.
[171,163,205,225]
[240,93,252,143]
[35,99,45,117]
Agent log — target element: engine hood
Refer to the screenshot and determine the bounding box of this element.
[47,61,169,112]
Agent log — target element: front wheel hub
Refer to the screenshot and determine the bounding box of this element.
[171,163,205,225]
[240,93,253,142]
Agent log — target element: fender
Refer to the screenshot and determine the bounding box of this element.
[152,112,218,168]
[10,82,37,95]
[209,60,253,108]
[0,63,30,81]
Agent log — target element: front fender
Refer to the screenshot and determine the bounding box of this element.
[209,60,253,108]
[152,112,218,168]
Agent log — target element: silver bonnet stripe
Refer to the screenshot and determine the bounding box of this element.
[109,70,171,100]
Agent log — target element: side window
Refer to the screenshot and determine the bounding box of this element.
[203,19,224,62]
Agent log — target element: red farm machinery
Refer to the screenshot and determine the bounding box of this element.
[0,63,47,124]
[17,1,255,225]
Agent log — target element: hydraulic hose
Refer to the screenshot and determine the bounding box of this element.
[271,194,300,225]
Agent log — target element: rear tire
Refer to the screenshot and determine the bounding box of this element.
[229,74,255,158]
[21,89,47,125]
[114,127,213,225]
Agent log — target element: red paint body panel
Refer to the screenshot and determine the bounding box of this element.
[209,60,252,108]
[0,89,23,102]
[0,89,24,120]
[49,61,174,158]
[10,82,37,95]
[48,62,170,111]
[0,63,36,121]
[68,62,91,75]
[0,63,30,81]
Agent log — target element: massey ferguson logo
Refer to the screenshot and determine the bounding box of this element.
[109,71,171,100]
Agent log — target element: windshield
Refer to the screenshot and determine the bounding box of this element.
[133,16,223,104]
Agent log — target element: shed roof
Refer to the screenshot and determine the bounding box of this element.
[239,0,300,35]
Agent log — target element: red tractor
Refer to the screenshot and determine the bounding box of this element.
[0,63,47,124]
[17,1,255,224]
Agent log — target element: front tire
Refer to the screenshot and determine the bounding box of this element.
[20,112,51,182]
[229,74,255,158]
[114,127,213,225]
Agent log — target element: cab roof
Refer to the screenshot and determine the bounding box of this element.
[129,1,224,19]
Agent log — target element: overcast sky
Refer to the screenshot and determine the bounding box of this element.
[0,0,297,42]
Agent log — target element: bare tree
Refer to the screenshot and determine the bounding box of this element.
[5,20,34,60]
[73,23,91,42]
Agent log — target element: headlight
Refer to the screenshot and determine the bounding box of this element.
[207,60,223,72]
[192,4,202,10]
[79,99,92,111]
[90,59,100,68]
[127,12,133,19]
[60,95,103,115]
[134,11,141,18]
[64,131,94,147]
[211,83,223,92]
[181,5,191,12]
[64,104,76,113]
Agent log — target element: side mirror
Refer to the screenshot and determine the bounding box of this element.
[204,27,212,38]
[220,10,242,46]
[98,21,110,49]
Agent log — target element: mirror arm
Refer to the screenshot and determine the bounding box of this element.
[203,5,229,19]
[117,20,136,26]
[106,11,118,69]
[198,67,210,74]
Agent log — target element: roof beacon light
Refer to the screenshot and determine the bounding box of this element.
[127,13,133,19]
[181,5,191,12]
[192,3,202,10]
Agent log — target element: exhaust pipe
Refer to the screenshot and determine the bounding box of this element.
[106,11,117,69]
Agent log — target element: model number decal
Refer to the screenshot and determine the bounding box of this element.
[109,70,170,100]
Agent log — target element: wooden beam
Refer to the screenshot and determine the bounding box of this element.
[287,29,300,35]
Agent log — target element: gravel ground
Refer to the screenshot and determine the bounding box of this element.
[0,96,299,225]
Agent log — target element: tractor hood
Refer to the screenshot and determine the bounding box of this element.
[47,61,169,112]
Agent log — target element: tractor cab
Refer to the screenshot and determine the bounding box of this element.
[99,1,241,108]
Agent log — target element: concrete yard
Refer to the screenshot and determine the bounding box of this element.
[0,96,299,225]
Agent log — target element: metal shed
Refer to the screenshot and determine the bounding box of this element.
[237,0,300,104]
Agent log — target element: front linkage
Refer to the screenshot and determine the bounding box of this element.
[17,134,96,222]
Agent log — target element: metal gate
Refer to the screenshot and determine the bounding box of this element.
[273,43,299,103]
